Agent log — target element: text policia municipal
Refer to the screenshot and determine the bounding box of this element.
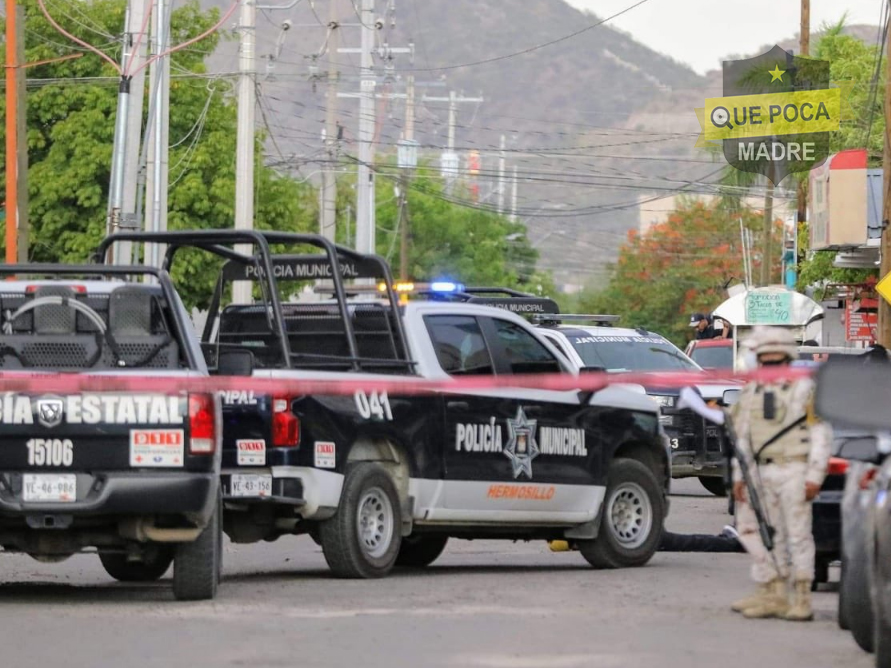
[455,419,588,456]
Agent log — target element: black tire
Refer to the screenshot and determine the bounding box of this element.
[578,458,664,569]
[839,558,850,630]
[812,559,830,590]
[172,491,222,601]
[99,545,173,582]
[319,463,402,578]
[698,476,727,497]
[840,522,874,650]
[395,535,448,568]
[875,570,891,665]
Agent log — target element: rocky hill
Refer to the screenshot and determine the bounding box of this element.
[202,0,877,291]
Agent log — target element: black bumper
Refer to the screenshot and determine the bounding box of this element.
[221,473,305,506]
[0,471,217,519]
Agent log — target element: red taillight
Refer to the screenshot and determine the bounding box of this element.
[272,395,300,447]
[188,393,216,454]
[860,467,879,490]
[828,457,849,476]
[26,284,86,293]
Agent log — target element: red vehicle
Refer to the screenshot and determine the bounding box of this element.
[684,338,733,370]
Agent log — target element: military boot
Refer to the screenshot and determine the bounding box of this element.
[731,582,772,613]
[783,580,814,621]
[742,579,789,619]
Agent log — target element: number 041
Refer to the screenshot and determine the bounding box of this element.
[354,391,394,421]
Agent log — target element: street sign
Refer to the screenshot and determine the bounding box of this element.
[845,298,878,342]
[877,272,891,306]
[745,290,793,324]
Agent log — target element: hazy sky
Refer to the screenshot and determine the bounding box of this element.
[565,0,883,73]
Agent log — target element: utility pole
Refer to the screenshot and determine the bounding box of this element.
[398,75,415,280]
[879,17,891,347]
[233,0,256,302]
[497,134,506,215]
[4,0,19,263]
[422,90,483,193]
[354,0,376,255]
[509,165,517,222]
[319,0,342,242]
[118,0,149,266]
[13,4,26,262]
[447,90,457,151]
[793,0,810,288]
[144,0,170,271]
[760,175,775,287]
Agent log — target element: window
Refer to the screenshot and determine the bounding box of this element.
[568,335,698,372]
[424,315,494,375]
[489,319,562,374]
[691,346,734,369]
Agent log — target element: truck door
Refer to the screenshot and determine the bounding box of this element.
[424,314,602,523]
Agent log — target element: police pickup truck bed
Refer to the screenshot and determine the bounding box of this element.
[96,231,670,579]
[0,265,222,600]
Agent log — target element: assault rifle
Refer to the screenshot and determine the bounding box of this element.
[723,413,776,551]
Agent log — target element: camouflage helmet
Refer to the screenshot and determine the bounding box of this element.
[752,326,798,360]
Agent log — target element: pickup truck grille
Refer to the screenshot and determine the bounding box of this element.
[675,408,701,435]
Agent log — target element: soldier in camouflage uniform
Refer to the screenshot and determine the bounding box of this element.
[729,327,831,621]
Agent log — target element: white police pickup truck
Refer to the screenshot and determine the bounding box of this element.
[96,231,670,579]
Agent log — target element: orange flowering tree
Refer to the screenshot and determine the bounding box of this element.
[578,200,781,346]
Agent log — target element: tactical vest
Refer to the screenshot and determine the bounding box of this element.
[746,382,810,461]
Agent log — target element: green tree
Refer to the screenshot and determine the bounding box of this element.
[577,200,779,346]
[332,162,553,294]
[1,0,315,307]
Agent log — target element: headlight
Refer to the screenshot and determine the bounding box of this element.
[649,394,675,408]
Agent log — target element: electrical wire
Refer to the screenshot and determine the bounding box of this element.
[36,0,123,73]
[137,1,241,76]
[123,0,156,77]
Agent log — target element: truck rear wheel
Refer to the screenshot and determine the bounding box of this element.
[172,492,222,601]
[396,535,448,568]
[578,458,663,569]
[99,545,173,582]
[319,463,402,578]
[698,476,727,497]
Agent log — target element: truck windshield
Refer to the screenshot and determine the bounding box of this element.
[567,335,699,372]
[690,346,734,369]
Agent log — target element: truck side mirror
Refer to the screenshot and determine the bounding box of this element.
[723,389,741,406]
[836,435,885,465]
[218,349,254,377]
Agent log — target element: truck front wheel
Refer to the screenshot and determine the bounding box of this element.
[578,458,664,569]
[319,463,402,578]
[396,535,449,568]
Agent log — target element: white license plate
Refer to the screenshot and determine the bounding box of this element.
[22,474,77,503]
[229,474,273,498]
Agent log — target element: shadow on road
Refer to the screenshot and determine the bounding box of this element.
[0,579,175,604]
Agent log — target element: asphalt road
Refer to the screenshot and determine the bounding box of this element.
[0,478,872,668]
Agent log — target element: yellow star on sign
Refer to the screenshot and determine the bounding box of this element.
[768,65,786,82]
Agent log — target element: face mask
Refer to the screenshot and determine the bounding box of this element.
[759,359,787,367]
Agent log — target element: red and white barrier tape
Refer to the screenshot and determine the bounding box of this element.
[0,366,813,396]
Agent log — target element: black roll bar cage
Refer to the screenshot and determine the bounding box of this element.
[93,230,410,372]
[0,263,200,370]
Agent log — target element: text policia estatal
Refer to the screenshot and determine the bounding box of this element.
[0,394,183,425]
